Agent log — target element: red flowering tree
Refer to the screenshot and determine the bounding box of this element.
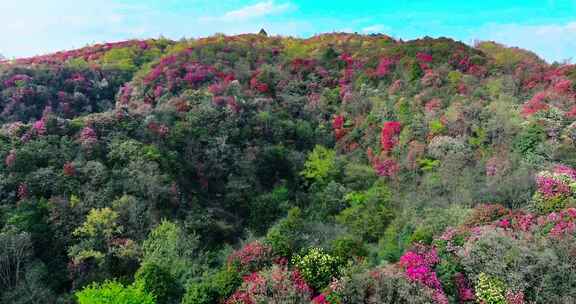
[376,57,395,78]
[332,115,347,141]
[380,121,402,152]
[521,91,549,117]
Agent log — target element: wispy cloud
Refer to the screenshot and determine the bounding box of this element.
[361,24,389,33]
[200,1,293,22]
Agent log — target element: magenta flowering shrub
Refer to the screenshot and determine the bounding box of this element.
[533,164,576,212]
[454,272,475,302]
[225,265,312,304]
[145,56,218,92]
[373,158,399,177]
[227,241,273,273]
[380,121,402,152]
[376,57,395,78]
[437,204,576,302]
[3,74,33,87]
[398,247,449,304]
[521,91,549,117]
[13,40,156,65]
[332,115,347,141]
[79,126,98,150]
[425,98,442,115]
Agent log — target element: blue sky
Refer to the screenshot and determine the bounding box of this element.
[1,0,575,62]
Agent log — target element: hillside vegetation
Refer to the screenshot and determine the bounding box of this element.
[1,32,576,304]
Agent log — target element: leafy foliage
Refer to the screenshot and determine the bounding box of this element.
[75,280,155,304]
[2,32,576,303]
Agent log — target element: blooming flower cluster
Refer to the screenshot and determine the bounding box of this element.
[533,164,576,212]
[332,115,347,141]
[12,40,154,65]
[399,248,448,304]
[505,290,525,304]
[3,74,33,87]
[373,158,399,177]
[454,272,475,302]
[521,91,549,117]
[226,265,312,304]
[425,98,442,115]
[227,241,273,273]
[545,209,576,238]
[380,121,402,152]
[32,119,46,136]
[552,78,572,95]
[79,126,98,150]
[376,57,395,77]
[141,48,220,100]
[416,52,434,70]
[147,122,170,138]
[250,72,270,94]
[338,53,363,100]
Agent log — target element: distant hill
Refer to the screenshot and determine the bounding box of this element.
[1,33,576,304]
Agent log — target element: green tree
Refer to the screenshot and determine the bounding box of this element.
[75,280,155,304]
[142,220,203,284]
[301,145,337,185]
[135,263,180,304]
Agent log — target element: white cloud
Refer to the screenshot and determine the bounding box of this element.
[0,0,153,58]
[474,21,576,63]
[224,1,290,20]
[199,1,292,22]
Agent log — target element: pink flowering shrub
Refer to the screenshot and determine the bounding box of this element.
[425,98,442,115]
[3,74,33,87]
[506,290,525,304]
[533,164,576,213]
[373,158,399,177]
[225,265,312,304]
[32,119,46,136]
[380,121,402,152]
[332,115,347,141]
[454,272,475,302]
[421,70,441,87]
[147,122,170,138]
[552,78,572,95]
[521,91,549,117]
[376,57,395,77]
[227,241,273,273]
[79,126,98,150]
[398,248,448,304]
[430,204,576,303]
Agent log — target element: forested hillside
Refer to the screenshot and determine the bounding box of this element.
[1,32,576,304]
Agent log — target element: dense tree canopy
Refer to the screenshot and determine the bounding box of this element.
[1,33,576,303]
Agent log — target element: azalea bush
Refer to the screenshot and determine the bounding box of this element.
[533,164,576,212]
[225,265,313,304]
